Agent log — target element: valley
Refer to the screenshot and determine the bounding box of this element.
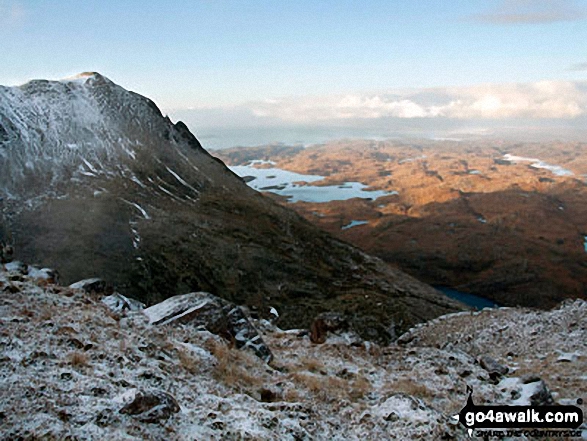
[216,140,587,309]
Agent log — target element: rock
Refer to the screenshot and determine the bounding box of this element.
[69,278,109,294]
[223,304,273,362]
[0,242,13,263]
[27,266,58,284]
[102,293,145,314]
[144,292,273,362]
[310,312,362,344]
[478,355,508,381]
[258,387,279,402]
[526,379,554,406]
[3,261,27,274]
[119,389,180,423]
[350,315,392,345]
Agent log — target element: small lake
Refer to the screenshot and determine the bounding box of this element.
[434,286,498,310]
[229,164,397,203]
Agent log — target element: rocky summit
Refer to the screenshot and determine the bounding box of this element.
[0,73,461,336]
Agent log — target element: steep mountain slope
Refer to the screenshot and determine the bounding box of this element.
[0,73,461,335]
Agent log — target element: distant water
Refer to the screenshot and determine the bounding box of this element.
[229,164,397,203]
[197,126,401,150]
[434,286,498,310]
[342,220,369,230]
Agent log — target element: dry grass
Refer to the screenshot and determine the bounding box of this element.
[387,378,433,399]
[349,374,371,400]
[208,341,263,390]
[299,356,324,373]
[68,351,89,367]
[118,338,127,353]
[289,372,348,402]
[177,348,199,374]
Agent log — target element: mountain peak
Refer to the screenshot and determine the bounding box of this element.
[0,74,463,337]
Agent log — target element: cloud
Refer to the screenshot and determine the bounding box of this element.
[568,62,587,72]
[471,0,586,24]
[0,1,26,28]
[242,81,587,123]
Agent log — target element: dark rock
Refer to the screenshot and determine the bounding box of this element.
[102,293,145,313]
[3,260,26,274]
[119,389,180,423]
[69,278,109,295]
[91,387,108,397]
[27,266,58,284]
[0,242,13,264]
[527,380,554,406]
[458,369,472,378]
[478,355,508,377]
[310,312,350,344]
[3,284,20,294]
[144,292,273,362]
[223,304,273,362]
[520,374,541,384]
[258,388,279,402]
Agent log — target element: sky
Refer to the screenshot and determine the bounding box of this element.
[1,0,587,147]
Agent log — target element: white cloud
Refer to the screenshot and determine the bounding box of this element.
[243,81,587,122]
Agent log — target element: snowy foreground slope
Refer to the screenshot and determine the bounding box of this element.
[0,73,461,335]
[1,265,585,440]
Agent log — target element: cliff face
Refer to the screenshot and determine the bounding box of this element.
[0,73,461,335]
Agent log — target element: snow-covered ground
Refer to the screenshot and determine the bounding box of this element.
[1,264,585,439]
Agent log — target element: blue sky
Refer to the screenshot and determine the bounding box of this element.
[1,0,586,111]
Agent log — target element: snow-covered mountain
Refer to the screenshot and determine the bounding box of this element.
[0,72,461,336]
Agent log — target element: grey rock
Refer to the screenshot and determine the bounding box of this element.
[310,312,363,345]
[478,355,508,380]
[69,278,108,294]
[119,389,180,423]
[102,293,145,313]
[4,260,27,274]
[144,292,273,362]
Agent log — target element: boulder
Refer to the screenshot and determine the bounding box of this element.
[224,304,273,362]
[102,293,145,314]
[0,242,13,264]
[119,389,180,423]
[69,278,109,295]
[478,355,508,382]
[310,312,362,345]
[144,292,273,362]
[27,266,58,284]
[522,378,554,406]
[3,261,27,274]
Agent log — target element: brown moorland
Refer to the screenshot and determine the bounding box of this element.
[216,140,587,308]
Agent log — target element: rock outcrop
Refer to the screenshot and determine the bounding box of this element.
[119,390,180,423]
[144,292,273,362]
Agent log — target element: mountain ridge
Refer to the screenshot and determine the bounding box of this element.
[0,72,462,337]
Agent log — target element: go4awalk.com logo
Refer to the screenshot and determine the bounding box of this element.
[453,386,584,438]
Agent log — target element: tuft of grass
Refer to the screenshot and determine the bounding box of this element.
[388,378,432,399]
[289,372,348,402]
[299,356,324,373]
[209,341,263,390]
[68,351,89,368]
[177,348,199,374]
